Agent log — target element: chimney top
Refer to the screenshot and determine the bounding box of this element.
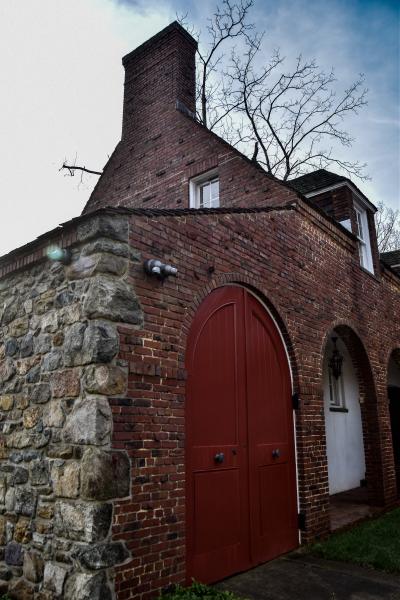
[122,21,197,67]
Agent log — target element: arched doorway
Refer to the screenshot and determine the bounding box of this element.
[186,286,298,584]
[323,335,366,496]
[322,326,382,529]
[388,350,400,494]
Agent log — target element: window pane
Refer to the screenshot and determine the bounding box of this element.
[211,179,219,199]
[355,210,364,241]
[200,183,211,208]
[359,242,366,268]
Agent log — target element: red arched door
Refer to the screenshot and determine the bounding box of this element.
[186,286,298,584]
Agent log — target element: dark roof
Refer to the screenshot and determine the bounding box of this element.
[288,169,347,195]
[288,169,377,213]
[381,250,400,269]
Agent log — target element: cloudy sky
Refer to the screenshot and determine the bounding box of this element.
[0,0,398,255]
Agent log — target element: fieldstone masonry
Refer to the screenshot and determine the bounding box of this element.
[0,214,141,599]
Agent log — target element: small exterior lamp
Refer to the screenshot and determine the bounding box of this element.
[46,245,71,265]
[144,259,177,280]
[329,336,344,379]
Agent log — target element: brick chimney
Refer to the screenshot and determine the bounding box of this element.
[121,21,197,142]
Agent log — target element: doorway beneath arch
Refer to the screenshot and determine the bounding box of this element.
[185,286,298,584]
[322,329,377,531]
[388,350,400,494]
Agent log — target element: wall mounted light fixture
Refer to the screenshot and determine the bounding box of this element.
[46,246,72,265]
[144,259,178,280]
[329,336,344,379]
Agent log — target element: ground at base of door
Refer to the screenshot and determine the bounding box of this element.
[215,553,400,600]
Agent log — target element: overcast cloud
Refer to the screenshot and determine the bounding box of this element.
[0,0,398,255]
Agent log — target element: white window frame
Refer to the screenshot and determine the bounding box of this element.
[189,171,219,209]
[354,201,374,274]
[328,368,346,410]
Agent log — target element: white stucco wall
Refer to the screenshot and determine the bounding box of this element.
[388,356,400,387]
[323,338,366,495]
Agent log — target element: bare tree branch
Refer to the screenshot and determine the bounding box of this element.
[60,162,102,177]
[184,0,368,182]
[375,201,400,252]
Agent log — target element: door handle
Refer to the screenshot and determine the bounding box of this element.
[272,448,280,458]
[214,452,225,464]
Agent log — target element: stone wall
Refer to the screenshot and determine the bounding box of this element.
[0,214,142,599]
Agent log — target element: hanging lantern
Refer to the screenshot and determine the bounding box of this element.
[329,336,343,379]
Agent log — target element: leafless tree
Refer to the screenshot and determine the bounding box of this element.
[62,0,369,183]
[178,0,255,129]
[375,201,400,253]
[182,0,368,181]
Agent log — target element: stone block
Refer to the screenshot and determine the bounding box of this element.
[81,448,130,500]
[41,311,58,333]
[5,338,19,357]
[0,359,16,384]
[23,406,42,429]
[42,399,64,428]
[54,501,112,543]
[20,334,34,358]
[31,461,49,486]
[5,541,23,566]
[64,571,112,600]
[15,395,29,410]
[77,214,128,243]
[9,317,29,337]
[11,467,29,485]
[83,278,143,325]
[25,364,41,383]
[14,517,31,544]
[14,488,37,516]
[33,333,52,355]
[23,550,44,583]
[47,444,73,459]
[73,541,129,570]
[66,253,127,279]
[50,369,80,398]
[51,461,80,498]
[43,561,68,596]
[81,238,129,258]
[16,356,41,376]
[64,321,119,367]
[0,395,14,411]
[37,502,54,520]
[30,383,51,404]
[6,431,31,449]
[83,365,126,396]
[5,488,15,512]
[63,397,111,446]
[8,577,34,600]
[42,351,63,372]
[0,478,6,504]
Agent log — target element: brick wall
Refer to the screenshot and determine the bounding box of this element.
[108,205,400,599]
[83,23,298,215]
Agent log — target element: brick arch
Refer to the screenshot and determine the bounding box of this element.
[387,348,400,497]
[178,272,300,393]
[321,322,385,505]
[388,347,400,375]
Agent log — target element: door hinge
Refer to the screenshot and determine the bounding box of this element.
[298,512,306,531]
[292,392,300,410]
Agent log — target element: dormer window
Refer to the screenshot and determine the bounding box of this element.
[190,171,219,208]
[354,202,373,273]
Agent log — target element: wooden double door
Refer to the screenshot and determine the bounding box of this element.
[186,286,298,584]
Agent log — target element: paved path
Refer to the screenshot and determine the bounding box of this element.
[216,554,400,600]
